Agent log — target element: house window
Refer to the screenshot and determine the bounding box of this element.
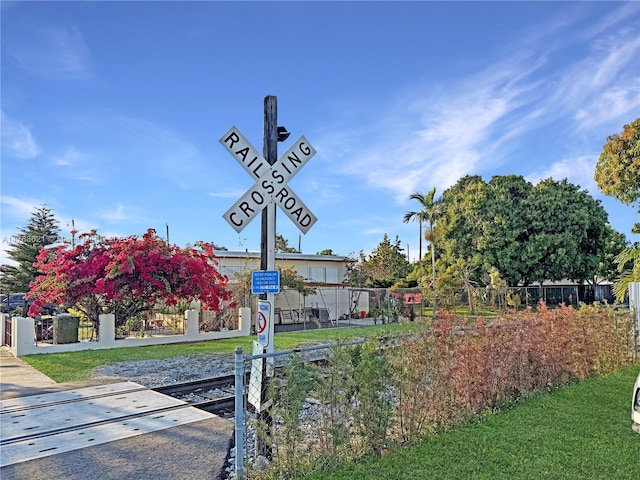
[308,267,338,283]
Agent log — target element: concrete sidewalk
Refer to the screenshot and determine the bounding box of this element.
[0,346,58,399]
[0,347,121,400]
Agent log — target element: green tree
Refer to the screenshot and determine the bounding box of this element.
[316,249,335,256]
[363,234,411,287]
[437,176,609,288]
[481,175,533,285]
[612,246,640,301]
[521,178,608,286]
[613,248,640,301]
[451,258,478,313]
[595,225,628,283]
[0,205,60,294]
[344,251,370,287]
[403,188,438,261]
[275,233,298,253]
[437,176,491,284]
[594,118,640,233]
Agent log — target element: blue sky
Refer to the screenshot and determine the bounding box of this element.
[1,1,639,264]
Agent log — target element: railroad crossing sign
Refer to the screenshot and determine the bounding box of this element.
[219,126,318,234]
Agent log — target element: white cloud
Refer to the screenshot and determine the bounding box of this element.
[314,6,638,211]
[563,34,640,130]
[5,24,91,80]
[333,52,545,203]
[209,190,247,199]
[50,146,103,183]
[1,111,40,158]
[52,146,85,166]
[96,204,141,224]
[0,196,42,220]
[526,155,599,193]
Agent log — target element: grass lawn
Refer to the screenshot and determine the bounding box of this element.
[20,321,419,383]
[302,365,640,480]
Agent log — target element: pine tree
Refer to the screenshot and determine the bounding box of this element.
[0,205,60,294]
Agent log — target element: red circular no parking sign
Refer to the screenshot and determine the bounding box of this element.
[257,311,267,334]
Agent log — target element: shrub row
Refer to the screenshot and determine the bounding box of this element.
[252,302,637,479]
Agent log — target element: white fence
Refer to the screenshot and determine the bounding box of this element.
[2,309,251,357]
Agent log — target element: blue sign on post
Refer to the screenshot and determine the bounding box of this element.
[251,270,280,294]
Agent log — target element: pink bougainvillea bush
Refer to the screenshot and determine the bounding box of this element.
[27,228,233,325]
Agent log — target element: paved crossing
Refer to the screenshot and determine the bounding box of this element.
[1,382,214,467]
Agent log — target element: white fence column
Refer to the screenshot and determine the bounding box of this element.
[186,310,200,340]
[99,314,116,348]
[239,307,251,336]
[13,317,35,357]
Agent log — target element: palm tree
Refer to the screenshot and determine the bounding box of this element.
[403,188,438,261]
[613,246,640,301]
[403,188,439,318]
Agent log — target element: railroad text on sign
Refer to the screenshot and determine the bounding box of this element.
[219,126,318,234]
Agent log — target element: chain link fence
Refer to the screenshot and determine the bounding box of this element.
[231,340,367,479]
[256,283,615,330]
[227,296,633,479]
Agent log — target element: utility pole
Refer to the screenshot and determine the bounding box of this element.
[256,95,277,460]
[218,95,317,465]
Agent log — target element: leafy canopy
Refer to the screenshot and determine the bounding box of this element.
[436,175,611,287]
[359,234,411,288]
[594,117,640,233]
[27,228,233,324]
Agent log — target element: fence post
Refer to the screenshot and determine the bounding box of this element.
[234,346,244,479]
[99,314,115,347]
[185,310,200,339]
[13,317,35,356]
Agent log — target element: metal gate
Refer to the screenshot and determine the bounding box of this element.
[4,315,12,346]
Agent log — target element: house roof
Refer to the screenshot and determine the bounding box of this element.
[213,250,353,263]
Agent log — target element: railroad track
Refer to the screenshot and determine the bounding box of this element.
[0,384,229,452]
[1,375,241,450]
[151,354,332,418]
[153,375,239,418]
[2,350,342,452]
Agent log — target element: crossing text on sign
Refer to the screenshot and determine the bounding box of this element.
[219,126,318,234]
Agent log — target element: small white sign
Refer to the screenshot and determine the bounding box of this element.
[256,300,271,347]
[248,341,265,411]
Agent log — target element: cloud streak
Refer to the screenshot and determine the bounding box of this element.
[96,203,142,224]
[0,196,42,220]
[5,24,92,80]
[526,155,599,193]
[321,6,639,207]
[1,111,40,158]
